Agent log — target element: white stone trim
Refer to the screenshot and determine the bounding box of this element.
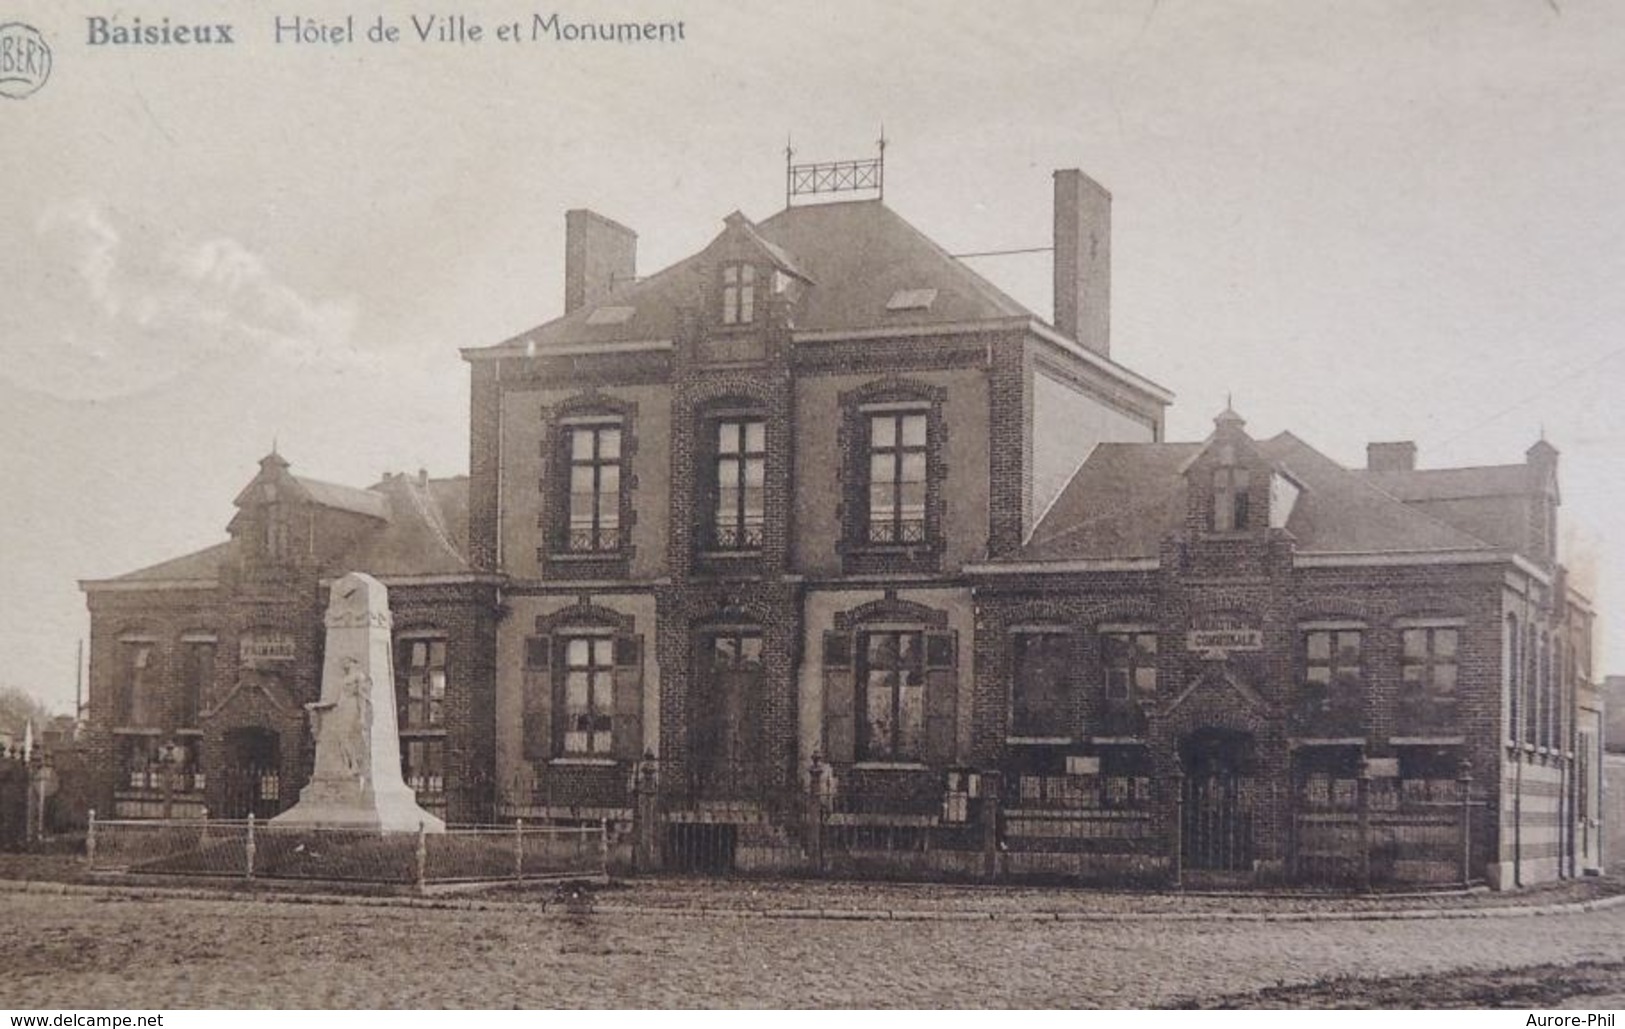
[966,558,1160,575]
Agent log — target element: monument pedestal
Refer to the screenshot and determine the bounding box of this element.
[273,572,446,833]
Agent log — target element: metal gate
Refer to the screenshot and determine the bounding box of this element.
[218,766,281,820]
[1180,728,1257,873]
[662,822,738,873]
[1182,772,1256,871]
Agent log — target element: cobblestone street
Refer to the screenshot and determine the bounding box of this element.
[1,885,1622,1008]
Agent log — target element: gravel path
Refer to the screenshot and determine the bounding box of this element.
[2,889,1623,1007]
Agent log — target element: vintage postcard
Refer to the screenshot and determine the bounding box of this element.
[1,0,1622,1012]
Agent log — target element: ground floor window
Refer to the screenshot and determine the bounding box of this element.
[1010,632,1071,737]
[401,738,445,795]
[859,630,925,761]
[561,636,615,755]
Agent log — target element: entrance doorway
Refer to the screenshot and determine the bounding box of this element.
[219,727,282,820]
[1181,728,1257,872]
[691,631,763,800]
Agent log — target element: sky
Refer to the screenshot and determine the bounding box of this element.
[3,0,1623,714]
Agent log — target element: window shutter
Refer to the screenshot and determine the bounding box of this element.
[521,635,552,761]
[924,630,959,766]
[822,630,855,764]
[612,635,645,761]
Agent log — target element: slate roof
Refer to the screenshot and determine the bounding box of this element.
[1021,432,1496,562]
[1359,464,1529,502]
[473,200,1035,354]
[105,541,240,584]
[293,476,391,520]
[92,473,472,586]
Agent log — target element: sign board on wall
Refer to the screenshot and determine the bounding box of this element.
[240,634,296,666]
[1365,758,1400,778]
[1186,628,1264,658]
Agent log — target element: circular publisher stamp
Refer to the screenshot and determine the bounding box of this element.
[0,23,51,99]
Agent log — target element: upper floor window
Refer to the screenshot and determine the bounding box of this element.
[178,638,215,729]
[1525,624,1538,744]
[1212,466,1251,532]
[565,420,623,553]
[1102,631,1157,702]
[120,640,159,727]
[1402,626,1458,698]
[1011,632,1072,737]
[712,418,765,550]
[1302,629,1362,704]
[721,263,756,325]
[867,410,928,544]
[398,638,447,730]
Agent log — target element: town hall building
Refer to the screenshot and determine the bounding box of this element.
[80,156,1603,888]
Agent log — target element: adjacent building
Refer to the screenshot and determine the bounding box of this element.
[80,160,1602,887]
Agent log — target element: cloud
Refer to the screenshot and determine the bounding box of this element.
[0,199,372,400]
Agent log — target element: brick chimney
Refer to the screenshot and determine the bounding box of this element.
[564,209,637,315]
[1366,441,1417,473]
[1053,169,1111,357]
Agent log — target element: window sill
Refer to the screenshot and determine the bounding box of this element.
[1006,736,1073,746]
[550,757,619,767]
[546,551,629,563]
[112,726,163,736]
[846,541,943,557]
[400,728,447,738]
[853,761,929,772]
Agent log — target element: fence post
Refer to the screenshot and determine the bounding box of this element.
[634,755,659,873]
[597,818,609,878]
[415,821,428,894]
[245,813,256,880]
[1458,760,1474,886]
[1356,769,1372,892]
[1169,769,1184,889]
[805,757,826,875]
[514,818,524,883]
[85,808,96,866]
[981,771,1002,881]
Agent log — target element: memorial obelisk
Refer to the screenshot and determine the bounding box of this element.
[273,571,446,832]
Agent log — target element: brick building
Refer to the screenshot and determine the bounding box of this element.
[971,412,1599,887]
[81,160,1601,887]
[81,455,499,824]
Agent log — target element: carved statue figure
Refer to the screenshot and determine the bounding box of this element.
[306,656,373,780]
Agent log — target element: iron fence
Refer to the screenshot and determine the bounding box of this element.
[86,812,607,888]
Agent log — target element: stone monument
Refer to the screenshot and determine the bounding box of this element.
[273,571,446,832]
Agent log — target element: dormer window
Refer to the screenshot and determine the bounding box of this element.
[1212,467,1251,532]
[1269,473,1301,529]
[721,263,756,325]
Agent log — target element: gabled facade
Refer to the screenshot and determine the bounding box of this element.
[462,171,1171,831]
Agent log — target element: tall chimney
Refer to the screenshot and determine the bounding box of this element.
[1053,169,1111,356]
[1366,441,1418,472]
[564,209,637,315]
